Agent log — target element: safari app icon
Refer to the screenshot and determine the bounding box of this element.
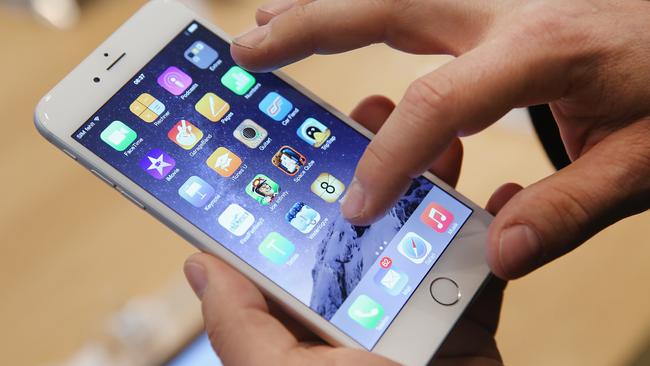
[397,232,433,264]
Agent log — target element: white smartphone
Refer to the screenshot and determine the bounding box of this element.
[35,1,493,364]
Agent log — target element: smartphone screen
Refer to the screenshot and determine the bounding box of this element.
[73,22,473,349]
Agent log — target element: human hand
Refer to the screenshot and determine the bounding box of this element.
[230,0,650,279]
[184,96,521,365]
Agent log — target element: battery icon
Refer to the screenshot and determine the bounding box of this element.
[187,23,198,33]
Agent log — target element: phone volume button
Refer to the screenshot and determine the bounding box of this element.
[62,149,77,160]
[91,170,115,187]
[116,187,145,210]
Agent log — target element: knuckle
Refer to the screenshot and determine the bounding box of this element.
[549,186,591,229]
[283,4,317,51]
[370,0,416,42]
[404,77,447,118]
[287,2,313,26]
[495,1,600,89]
[525,183,593,254]
[365,141,399,175]
[508,1,595,50]
[402,75,455,133]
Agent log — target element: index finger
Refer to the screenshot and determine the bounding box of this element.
[231,0,493,71]
[342,40,571,224]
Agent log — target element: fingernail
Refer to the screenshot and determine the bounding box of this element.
[259,0,295,16]
[233,25,270,49]
[341,178,365,220]
[184,261,208,299]
[498,225,543,278]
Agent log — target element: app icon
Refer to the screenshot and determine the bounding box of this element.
[221,66,256,96]
[100,121,137,151]
[272,146,307,176]
[310,173,345,203]
[373,266,409,296]
[347,295,385,329]
[297,118,331,148]
[259,232,295,265]
[168,120,203,150]
[195,92,230,122]
[258,92,293,121]
[218,203,255,236]
[246,174,280,205]
[178,176,215,208]
[286,202,320,234]
[184,40,218,69]
[397,232,433,264]
[129,93,166,123]
[139,149,176,180]
[206,147,242,177]
[158,66,192,96]
[233,119,268,149]
[421,203,454,233]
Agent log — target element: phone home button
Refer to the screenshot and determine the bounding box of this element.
[429,277,460,306]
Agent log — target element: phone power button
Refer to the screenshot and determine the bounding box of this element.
[116,187,145,210]
[429,277,461,306]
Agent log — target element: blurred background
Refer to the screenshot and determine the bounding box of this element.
[0,0,649,365]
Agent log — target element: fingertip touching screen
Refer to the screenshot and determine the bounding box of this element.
[73,22,473,349]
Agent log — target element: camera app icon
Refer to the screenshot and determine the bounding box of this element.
[233,119,268,149]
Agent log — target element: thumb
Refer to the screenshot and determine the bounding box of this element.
[487,122,650,279]
[183,253,299,364]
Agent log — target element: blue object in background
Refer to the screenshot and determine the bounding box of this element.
[165,333,222,366]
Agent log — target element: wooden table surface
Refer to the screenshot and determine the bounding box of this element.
[1,0,648,365]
